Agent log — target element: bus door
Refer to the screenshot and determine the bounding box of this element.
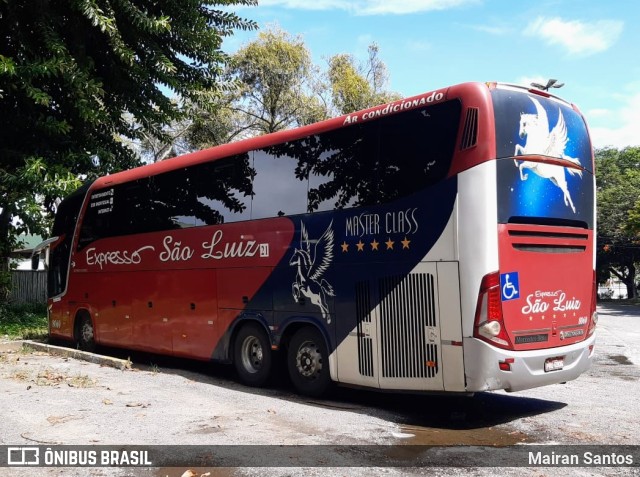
[337,262,464,391]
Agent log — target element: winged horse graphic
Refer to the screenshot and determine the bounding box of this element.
[289,221,335,322]
[514,97,583,213]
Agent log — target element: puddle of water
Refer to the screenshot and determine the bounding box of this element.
[398,424,529,446]
[381,424,529,462]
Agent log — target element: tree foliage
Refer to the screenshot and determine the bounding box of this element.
[186,33,401,151]
[0,0,257,289]
[227,26,322,136]
[327,43,401,115]
[596,146,640,298]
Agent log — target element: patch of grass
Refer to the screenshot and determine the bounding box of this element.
[68,373,97,388]
[0,303,48,340]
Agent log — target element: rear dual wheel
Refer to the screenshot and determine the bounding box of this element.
[233,323,331,397]
[287,327,330,398]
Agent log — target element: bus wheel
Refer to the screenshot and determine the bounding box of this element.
[233,323,272,387]
[76,316,96,353]
[287,327,330,397]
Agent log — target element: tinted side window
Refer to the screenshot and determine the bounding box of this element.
[78,155,254,249]
[251,149,308,219]
[152,155,254,227]
[265,99,461,212]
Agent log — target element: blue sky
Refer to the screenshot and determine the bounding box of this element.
[225,0,639,150]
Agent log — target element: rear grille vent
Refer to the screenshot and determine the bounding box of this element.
[355,281,374,377]
[379,273,438,378]
[508,230,588,240]
[460,107,479,150]
[508,229,588,254]
[512,244,586,253]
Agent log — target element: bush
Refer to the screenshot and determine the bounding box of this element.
[0,302,48,340]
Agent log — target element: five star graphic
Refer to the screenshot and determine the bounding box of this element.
[339,236,411,253]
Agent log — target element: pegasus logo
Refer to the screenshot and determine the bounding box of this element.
[289,221,335,323]
[514,97,583,213]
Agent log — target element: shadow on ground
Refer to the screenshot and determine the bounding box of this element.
[44,340,565,446]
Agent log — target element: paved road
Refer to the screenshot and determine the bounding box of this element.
[0,303,638,476]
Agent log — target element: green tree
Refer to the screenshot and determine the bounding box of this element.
[186,92,254,150]
[227,25,324,137]
[327,43,401,115]
[188,35,401,150]
[596,146,640,299]
[0,0,257,296]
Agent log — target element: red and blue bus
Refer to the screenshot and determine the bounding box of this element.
[37,82,597,397]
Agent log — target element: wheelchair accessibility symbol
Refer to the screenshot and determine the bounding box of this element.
[500,272,520,301]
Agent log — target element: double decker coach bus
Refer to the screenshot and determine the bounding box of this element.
[35,82,597,397]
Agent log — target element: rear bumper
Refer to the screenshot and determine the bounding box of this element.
[464,333,595,392]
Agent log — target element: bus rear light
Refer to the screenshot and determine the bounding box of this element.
[588,311,598,337]
[478,320,502,339]
[588,271,598,337]
[474,272,514,350]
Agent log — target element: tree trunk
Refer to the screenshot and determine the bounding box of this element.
[609,263,637,300]
[624,263,637,299]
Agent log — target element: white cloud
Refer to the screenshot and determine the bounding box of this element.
[524,17,623,57]
[257,0,343,11]
[588,92,640,149]
[585,108,609,119]
[257,0,478,15]
[468,24,511,35]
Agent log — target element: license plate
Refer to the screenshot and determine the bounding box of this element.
[544,357,564,372]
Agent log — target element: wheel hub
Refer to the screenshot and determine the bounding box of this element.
[296,342,322,378]
[241,336,263,373]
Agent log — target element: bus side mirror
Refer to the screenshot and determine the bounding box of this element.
[31,253,40,271]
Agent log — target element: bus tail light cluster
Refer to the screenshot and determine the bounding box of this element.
[473,272,514,350]
[587,270,598,338]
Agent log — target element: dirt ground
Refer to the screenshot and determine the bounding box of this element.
[0,303,638,476]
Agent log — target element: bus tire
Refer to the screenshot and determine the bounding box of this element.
[233,322,272,387]
[287,327,330,397]
[76,315,96,353]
